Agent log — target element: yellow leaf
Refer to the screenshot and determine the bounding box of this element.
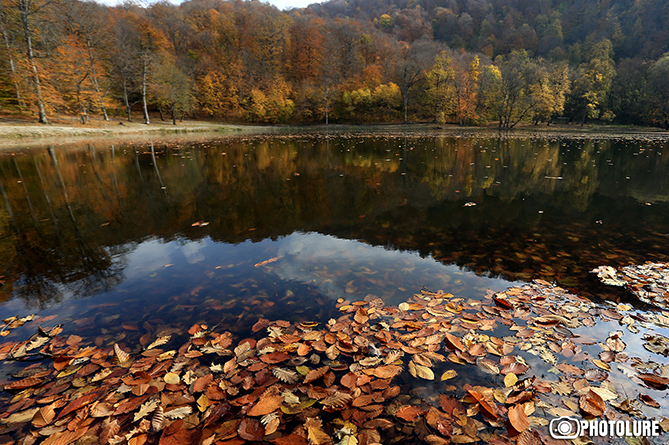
[441,370,457,381]
[305,417,331,445]
[592,359,611,371]
[164,372,180,385]
[197,394,209,412]
[504,373,518,387]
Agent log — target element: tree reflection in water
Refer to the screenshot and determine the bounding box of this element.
[0,132,667,309]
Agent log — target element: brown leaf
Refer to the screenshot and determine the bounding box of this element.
[252,318,270,333]
[516,430,542,445]
[248,395,284,416]
[364,365,402,379]
[41,426,88,445]
[556,363,584,376]
[425,408,453,437]
[500,362,529,375]
[56,391,102,419]
[638,373,669,389]
[508,404,529,433]
[305,417,331,445]
[259,352,290,364]
[272,434,309,445]
[304,366,329,384]
[32,405,56,428]
[396,405,424,422]
[4,376,44,391]
[238,418,265,441]
[640,394,660,408]
[297,343,312,356]
[467,389,499,419]
[444,333,465,351]
[579,389,605,417]
[272,367,300,384]
[340,372,357,389]
[322,392,352,409]
[354,308,369,324]
[114,343,131,364]
[439,394,464,416]
[90,402,114,418]
[152,406,165,432]
[129,434,147,445]
[101,419,120,445]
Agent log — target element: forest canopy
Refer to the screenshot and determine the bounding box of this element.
[1,0,669,128]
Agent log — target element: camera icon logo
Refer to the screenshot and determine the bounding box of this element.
[549,416,583,439]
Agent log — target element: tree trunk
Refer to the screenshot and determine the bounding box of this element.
[123,79,132,121]
[141,56,150,124]
[158,107,165,121]
[403,92,408,123]
[325,85,329,125]
[171,104,176,125]
[1,25,24,107]
[19,4,47,124]
[85,38,108,121]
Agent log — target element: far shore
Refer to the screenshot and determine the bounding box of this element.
[0,115,667,149]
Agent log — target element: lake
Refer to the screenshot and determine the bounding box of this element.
[1,129,669,443]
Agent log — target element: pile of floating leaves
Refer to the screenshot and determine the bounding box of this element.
[593,262,669,309]
[1,280,669,445]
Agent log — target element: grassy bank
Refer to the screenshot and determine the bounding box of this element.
[0,115,667,149]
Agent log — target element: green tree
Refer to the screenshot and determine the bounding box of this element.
[426,50,455,122]
[151,58,192,124]
[645,54,669,129]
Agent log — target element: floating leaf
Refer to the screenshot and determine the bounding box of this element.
[508,404,529,432]
[133,399,159,422]
[305,417,331,445]
[396,405,423,422]
[151,406,165,432]
[196,394,209,412]
[409,360,434,380]
[147,336,170,350]
[504,373,518,387]
[579,389,605,417]
[637,373,669,389]
[248,395,284,416]
[164,372,180,385]
[304,366,330,384]
[639,394,660,408]
[441,370,457,381]
[321,392,352,409]
[272,367,299,384]
[477,359,500,375]
[164,406,192,420]
[114,343,130,364]
[238,418,265,441]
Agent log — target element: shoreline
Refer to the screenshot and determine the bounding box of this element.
[0,119,667,150]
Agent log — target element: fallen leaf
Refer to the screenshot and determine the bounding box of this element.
[508,404,529,432]
[248,395,284,416]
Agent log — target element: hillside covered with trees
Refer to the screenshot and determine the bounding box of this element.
[1,0,668,128]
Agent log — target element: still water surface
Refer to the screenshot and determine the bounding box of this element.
[0,131,668,344]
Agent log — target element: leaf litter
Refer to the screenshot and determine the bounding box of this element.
[1,266,669,444]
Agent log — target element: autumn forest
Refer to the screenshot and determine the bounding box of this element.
[1,0,669,128]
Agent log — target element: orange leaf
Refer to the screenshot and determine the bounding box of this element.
[238,418,265,441]
[508,404,529,432]
[247,395,284,416]
[304,366,329,384]
[354,308,369,324]
[579,389,605,417]
[396,405,424,422]
[365,365,402,379]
